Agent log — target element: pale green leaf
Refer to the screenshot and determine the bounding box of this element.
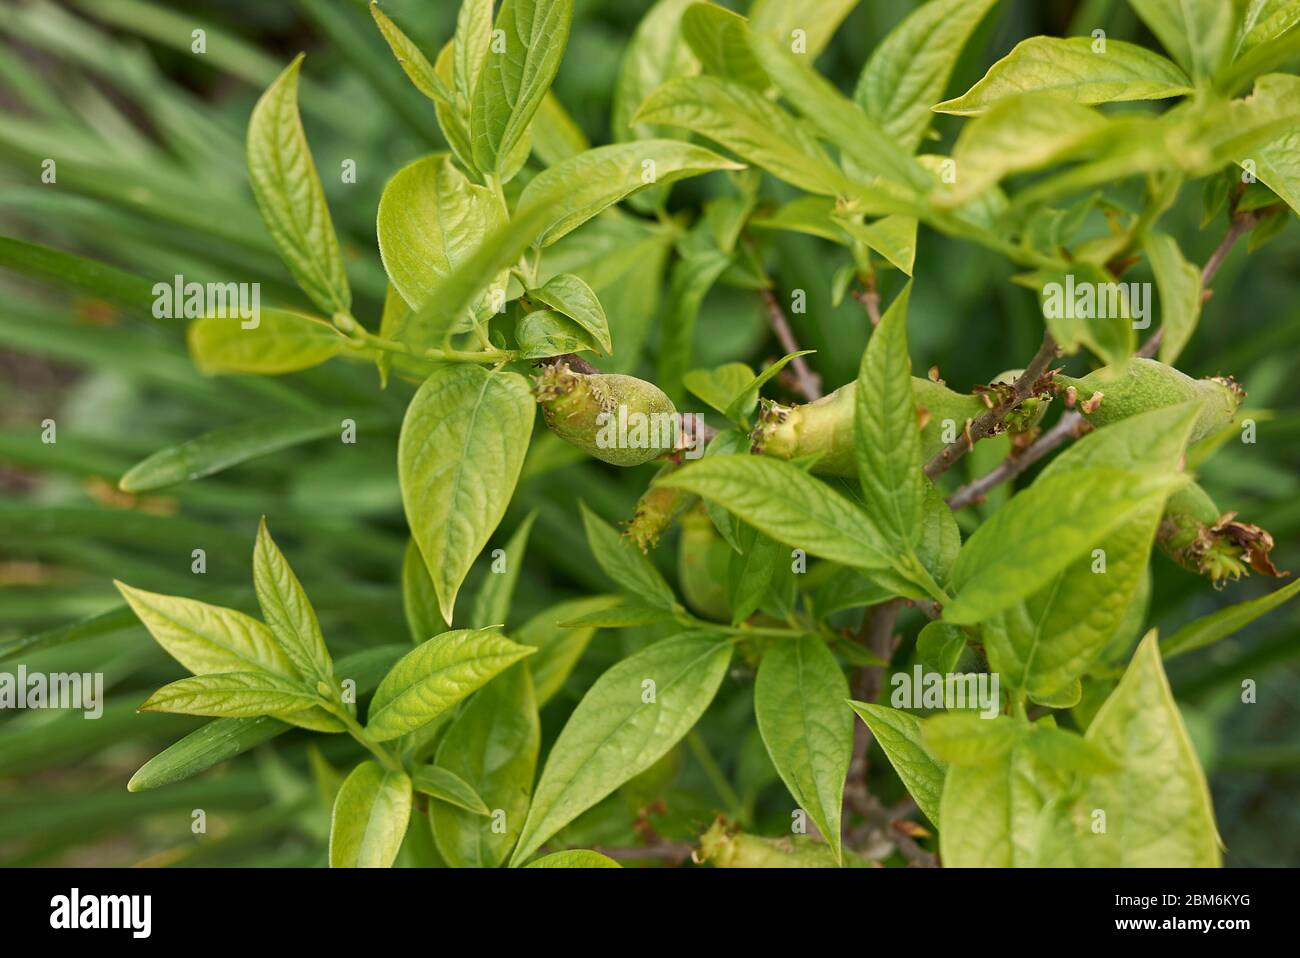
[528,273,613,353]
[329,761,412,868]
[252,518,333,684]
[612,0,700,144]
[398,365,534,623]
[370,2,450,105]
[514,595,623,706]
[140,671,318,718]
[509,633,732,865]
[935,37,1193,115]
[468,512,537,630]
[115,581,294,678]
[748,0,858,59]
[1128,0,1236,80]
[516,309,600,359]
[412,765,491,815]
[187,308,346,376]
[681,3,768,89]
[1145,230,1203,364]
[365,628,534,741]
[524,849,621,867]
[755,635,853,861]
[856,0,1000,150]
[579,502,678,610]
[246,56,351,315]
[470,0,574,173]
[1162,576,1300,658]
[847,701,946,827]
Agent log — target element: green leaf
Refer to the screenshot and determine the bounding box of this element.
[1128,0,1236,80]
[469,0,574,174]
[916,621,966,675]
[528,273,613,353]
[140,672,318,718]
[681,3,768,89]
[365,628,535,741]
[1236,81,1300,214]
[431,663,539,867]
[1162,576,1300,659]
[516,595,624,706]
[1037,633,1221,866]
[401,538,444,644]
[118,411,352,492]
[834,215,918,275]
[329,761,412,868]
[579,502,679,611]
[944,468,1185,625]
[1144,230,1203,364]
[721,350,816,424]
[516,309,600,359]
[854,281,924,552]
[246,55,351,315]
[935,37,1193,115]
[612,0,700,146]
[658,222,734,400]
[252,518,333,684]
[855,0,1000,150]
[658,455,894,572]
[921,712,1021,765]
[755,636,852,862]
[399,365,534,624]
[517,140,743,247]
[376,154,507,329]
[684,362,756,417]
[524,849,621,868]
[981,405,1199,700]
[370,1,450,105]
[510,633,732,865]
[938,733,1067,867]
[727,524,782,625]
[847,702,946,827]
[559,605,676,629]
[187,308,346,376]
[115,581,294,678]
[634,76,849,197]
[531,91,591,166]
[934,95,1110,207]
[412,765,490,815]
[468,512,537,630]
[454,0,494,108]
[127,646,407,791]
[748,0,858,59]
[748,34,929,193]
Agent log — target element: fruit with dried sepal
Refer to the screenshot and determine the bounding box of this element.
[1156,482,1285,586]
[533,361,678,466]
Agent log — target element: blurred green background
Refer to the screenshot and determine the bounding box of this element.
[0,0,1296,866]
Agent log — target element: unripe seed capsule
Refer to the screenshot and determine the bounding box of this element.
[1156,482,1285,585]
[677,505,732,621]
[625,468,697,552]
[1056,358,1244,444]
[534,362,678,466]
[751,379,987,476]
[696,817,869,867]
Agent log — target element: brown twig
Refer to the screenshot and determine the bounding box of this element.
[922,331,1060,478]
[759,286,823,401]
[852,268,883,327]
[946,411,1087,510]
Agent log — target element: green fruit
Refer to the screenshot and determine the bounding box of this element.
[677,505,733,621]
[1156,481,1284,585]
[1056,358,1243,444]
[626,467,697,552]
[696,817,872,867]
[751,378,986,476]
[534,362,678,466]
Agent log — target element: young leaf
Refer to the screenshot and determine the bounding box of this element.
[469,0,574,174]
[187,309,346,376]
[401,538,443,644]
[559,605,675,629]
[376,154,507,323]
[748,0,859,59]
[658,455,895,572]
[370,1,450,105]
[855,0,1000,150]
[412,765,491,815]
[329,761,412,868]
[453,0,494,107]
[140,672,318,718]
[1037,633,1221,866]
[854,281,924,551]
[527,273,613,353]
[516,310,600,359]
[935,37,1192,115]
[943,468,1185,625]
[834,215,918,276]
[847,701,946,827]
[921,712,1021,765]
[115,581,294,678]
[579,502,679,611]
[1143,230,1203,364]
[524,849,621,868]
[509,633,732,866]
[246,55,351,315]
[612,0,701,143]
[516,595,624,706]
[726,524,782,625]
[1162,576,1300,659]
[634,77,850,197]
[431,664,540,867]
[658,222,733,399]
[916,620,966,675]
[365,628,535,741]
[1128,0,1236,81]
[468,511,537,631]
[681,3,768,90]
[252,518,333,684]
[755,636,853,862]
[399,365,534,624]
[517,140,743,247]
